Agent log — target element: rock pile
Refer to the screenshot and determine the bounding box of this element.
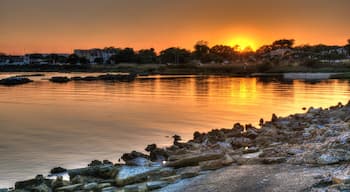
[7,101,350,191]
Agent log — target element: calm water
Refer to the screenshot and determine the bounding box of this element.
[0,73,349,187]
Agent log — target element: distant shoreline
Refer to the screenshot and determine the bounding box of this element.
[1,63,350,80]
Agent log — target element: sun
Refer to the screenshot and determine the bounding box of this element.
[227,37,257,52]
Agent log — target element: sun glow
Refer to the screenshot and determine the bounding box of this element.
[227,37,257,52]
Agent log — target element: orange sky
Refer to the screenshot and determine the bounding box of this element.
[0,0,349,54]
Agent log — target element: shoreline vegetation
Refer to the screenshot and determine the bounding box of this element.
[1,39,350,78]
[2,101,350,192]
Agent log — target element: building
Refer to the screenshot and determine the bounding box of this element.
[74,48,118,64]
[23,54,69,65]
[0,55,25,65]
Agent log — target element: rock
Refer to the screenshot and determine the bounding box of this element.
[123,183,147,192]
[222,154,234,166]
[230,137,253,149]
[71,175,85,184]
[317,154,340,165]
[166,152,224,168]
[49,76,70,83]
[177,166,200,179]
[146,181,168,190]
[243,147,260,154]
[121,151,149,163]
[159,175,181,183]
[50,167,67,174]
[0,77,33,86]
[199,159,224,171]
[287,148,304,155]
[97,183,112,189]
[0,189,8,192]
[115,166,161,186]
[145,144,169,162]
[31,183,51,192]
[70,76,83,81]
[193,131,205,143]
[125,157,152,166]
[244,127,259,139]
[332,175,350,184]
[68,164,118,179]
[98,74,137,82]
[101,186,118,192]
[88,160,103,166]
[261,157,286,164]
[15,175,52,190]
[51,176,69,189]
[83,182,98,190]
[82,76,99,81]
[56,184,83,192]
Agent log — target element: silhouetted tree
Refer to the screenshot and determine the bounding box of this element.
[159,47,191,64]
[111,48,136,63]
[271,39,295,49]
[209,45,236,62]
[137,48,157,64]
[67,54,79,64]
[193,41,210,63]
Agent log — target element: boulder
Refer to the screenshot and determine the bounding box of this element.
[123,183,147,192]
[145,144,169,162]
[125,157,152,166]
[332,175,350,184]
[15,175,52,190]
[50,167,67,174]
[68,164,118,179]
[83,182,98,190]
[176,166,201,179]
[121,151,149,163]
[115,166,161,186]
[0,77,33,86]
[51,176,69,189]
[146,181,168,190]
[317,154,340,165]
[199,159,224,171]
[166,152,224,168]
[31,183,51,192]
[49,76,70,83]
[55,184,83,192]
[101,186,118,192]
[261,157,286,164]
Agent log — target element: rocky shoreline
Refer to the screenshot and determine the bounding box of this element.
[2,101,350,192]
[0,73,137,86]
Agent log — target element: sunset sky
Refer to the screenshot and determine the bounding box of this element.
[1,0,349,54]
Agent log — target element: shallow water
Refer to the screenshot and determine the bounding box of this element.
[0,73,349,187]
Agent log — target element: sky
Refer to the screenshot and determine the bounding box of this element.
[0,0,349,54]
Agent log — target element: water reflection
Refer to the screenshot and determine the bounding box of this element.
[0,74,349,187]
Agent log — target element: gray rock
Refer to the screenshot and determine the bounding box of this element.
[83,182,98,190]
[199,159,224,171]
[125,157,152,166]
[317,154,340,165]
[56,184,83,192]
[123,183,147,192]
[115,166,161,186]
[146,181,168,190]
[31,183,51,192]
[177,166,201,179]
[332,175,350,184]
[166,152,224,168]
[261,157,286,164]
[101,186,118,192]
